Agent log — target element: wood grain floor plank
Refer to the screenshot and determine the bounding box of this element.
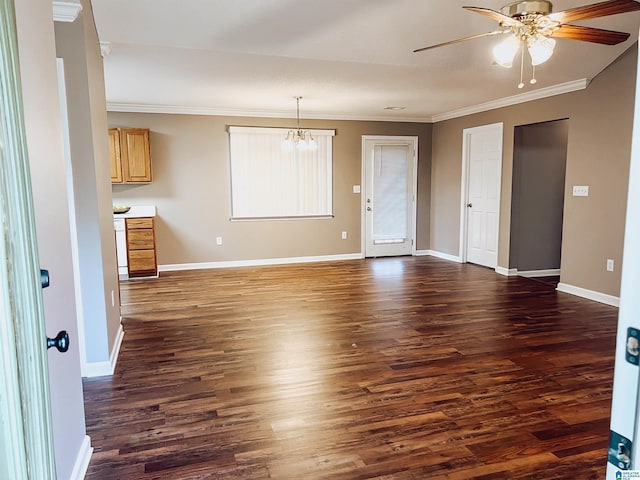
[83,257,618,479]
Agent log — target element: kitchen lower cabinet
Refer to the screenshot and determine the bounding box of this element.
[125,217,157,277]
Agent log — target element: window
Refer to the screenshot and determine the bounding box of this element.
[229,126,335,219]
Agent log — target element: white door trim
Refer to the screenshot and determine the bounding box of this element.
[361,135,418,258]
[57,57,88,377]
[459,123,504,266]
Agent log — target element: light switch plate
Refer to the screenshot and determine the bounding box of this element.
[353,185,361,194]
[573,185,589,197]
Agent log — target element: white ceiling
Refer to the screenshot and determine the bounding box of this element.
[90,0,640,122]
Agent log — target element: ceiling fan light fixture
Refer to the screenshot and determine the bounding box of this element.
[527,34,555,65]
[492,35,521,68]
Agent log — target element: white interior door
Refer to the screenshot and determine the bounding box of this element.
[362,136,417,258]
[607,32,640,478]
[0,1,57,477]
[461,123,503,268]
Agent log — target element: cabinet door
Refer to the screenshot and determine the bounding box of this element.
[108,128,123,183]
[121,128,152,183]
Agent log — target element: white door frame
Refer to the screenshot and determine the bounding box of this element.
[361,135,418,258]
[57,57,88,376]
[459,123,504,266]
[607,26,640,478]
[0,0,57,477]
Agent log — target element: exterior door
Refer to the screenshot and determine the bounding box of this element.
[0,1,57,478]
[362,136,417,258]
[461,123,503,268]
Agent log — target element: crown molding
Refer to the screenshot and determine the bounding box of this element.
[106,78,591,123]
[52,1,82,22]
[431,78,590,122]
[105,103,433,123]
[100,42,112,57]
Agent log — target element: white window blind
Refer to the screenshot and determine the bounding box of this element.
[229,126,335,219]
[373,145,410,244]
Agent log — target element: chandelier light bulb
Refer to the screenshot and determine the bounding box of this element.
[492,35,520,68]
[528,35,555,66]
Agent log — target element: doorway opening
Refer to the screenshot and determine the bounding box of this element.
[509,119,569,284]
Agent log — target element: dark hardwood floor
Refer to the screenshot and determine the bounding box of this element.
[83,257,618,479]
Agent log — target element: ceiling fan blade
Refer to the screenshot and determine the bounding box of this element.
[463,6,521,26]
[413,30,508,53]
[552,24,631,44]
[549,0,640,24]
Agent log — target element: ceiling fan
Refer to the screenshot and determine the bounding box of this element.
[414,0,640,88]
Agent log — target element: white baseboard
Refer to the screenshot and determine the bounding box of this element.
[159,253,363,272]
[518,269,561,278]
[426,250,462,263]
[69,435,93,480]
[495,267,560,277]
[83,324,124,378]
[415,249,430,256]
[557,282,620,307]
[495,266,518,276]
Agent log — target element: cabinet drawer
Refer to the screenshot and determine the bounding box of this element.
[128,250,157,276]
[126,217,153,229]
[127,229,155,250]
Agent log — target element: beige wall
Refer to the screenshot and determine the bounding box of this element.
[110,114,432,264]
[111,46,635,298]
[431,45,636,297]
[55,0,121,364]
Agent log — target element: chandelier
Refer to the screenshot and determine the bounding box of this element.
[282,96,317,151]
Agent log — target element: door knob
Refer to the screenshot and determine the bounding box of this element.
[47,331,69,353]
[40,269,49,288]
[466,203,473,208]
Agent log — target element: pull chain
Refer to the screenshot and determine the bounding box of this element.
[518,41,525,89]
[530,64,537,85]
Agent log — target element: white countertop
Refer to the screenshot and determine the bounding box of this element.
[113,205,156,218]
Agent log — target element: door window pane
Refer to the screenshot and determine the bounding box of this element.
[373,145,409,244]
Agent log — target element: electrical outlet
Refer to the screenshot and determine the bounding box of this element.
[216,236,223,246]
[607,259,614,272]
[572,185,589,197]
[341,231,347,240]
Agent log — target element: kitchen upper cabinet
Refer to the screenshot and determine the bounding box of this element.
[108,129,123,183]
[109,128,152,184]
